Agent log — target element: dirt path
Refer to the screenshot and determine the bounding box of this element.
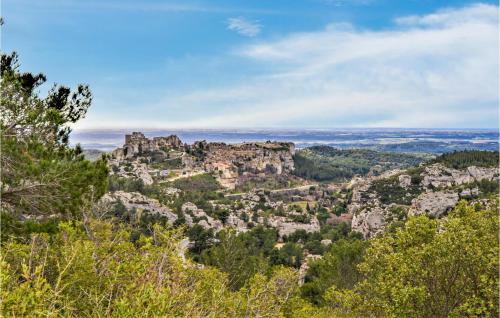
[159,170,205,183]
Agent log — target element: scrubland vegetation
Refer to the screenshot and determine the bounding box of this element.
[1,52,499,317]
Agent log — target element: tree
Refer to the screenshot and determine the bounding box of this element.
[301,238,367,305]
[201,229,268,290]
[270,242,304,268]
[1,52,91,145]
[1,51,108,220]
[187,224,214,260]
[326,200,499,317]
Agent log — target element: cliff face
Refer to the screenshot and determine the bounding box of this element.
[200,141,295,189]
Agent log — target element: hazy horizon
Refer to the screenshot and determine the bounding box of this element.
[70,127,499,154]
[72,127,500,132]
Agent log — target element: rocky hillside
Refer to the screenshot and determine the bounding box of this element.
[190,140,295,189]
[348,151,499,238]
[107,136,498,243]
[109,132,296,190]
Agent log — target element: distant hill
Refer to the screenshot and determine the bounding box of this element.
[366,140,499,154]
[293,146,430,182]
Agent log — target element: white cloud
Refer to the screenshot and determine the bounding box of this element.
[395,3,498,27]
[227,17,262,37]
[155,3,498,129]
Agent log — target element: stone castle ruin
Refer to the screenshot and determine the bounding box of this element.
[112,132,183,160]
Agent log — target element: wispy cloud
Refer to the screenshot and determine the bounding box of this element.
[227,17,262,37]
[144,3,498,129]
[73,3,499,129]
[395,3,498,27]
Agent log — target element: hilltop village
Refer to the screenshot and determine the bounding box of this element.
[103,132,499,268]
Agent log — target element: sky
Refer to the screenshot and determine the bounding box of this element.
[2,0,499,129]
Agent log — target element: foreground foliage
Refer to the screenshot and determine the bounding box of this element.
[1,219,298,317]
[2,200,497,317]
[1,47,498,318]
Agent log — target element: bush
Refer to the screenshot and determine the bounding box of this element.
[170,173,220,192]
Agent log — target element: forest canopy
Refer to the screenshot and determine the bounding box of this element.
[293,146,426,182]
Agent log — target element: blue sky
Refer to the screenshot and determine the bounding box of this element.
[2,0,499,129]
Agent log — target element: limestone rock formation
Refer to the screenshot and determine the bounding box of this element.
[460,187,479,198]
[266,216,320,238]
[110,132,297,190]
[298,254,322,285]
[226,213,249,233]
[421,164,498,188]
[349,162,498,238]
[409,191,459,218]
[102,191,177,223]
[351,206,386,239]
[467,166,499,181]
[398,174,411,188]
[109,161,153,185]
[199,141,296,189]
[181,202,223,231]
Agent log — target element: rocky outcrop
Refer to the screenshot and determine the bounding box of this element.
[326,212,353,226]
[133,162,154,185]
[266,216,320,238]
[109,161,153,185]
[467,166,499,181]
[398,174,411,188]
[110,133,297,190]
[298,254,322,285]
[226,213,249,233]
[421,164,498,188]
[349,163,498,238]
[102,191,177,223]
[181,202,223,231]
[409,191,459,218]
[460,187,479,198]
[351,207,386,239]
